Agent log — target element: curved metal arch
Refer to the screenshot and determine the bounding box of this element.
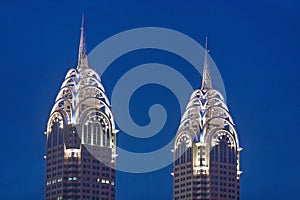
[205,89,225,101]
[50,98,74,116]
[74,96,111,114]
[203,116,236,134]
[203,117,239,147]
[76,76,105,92]
[177,117,201,135]
[74,97,115,129]
[204,97,228,110]
[79,107,113,130]
[55,86,76,102]
[64,68,78,80]
[179,113,201,126]
[47,110,69,134]
[78,107,114,148]
[79,68,101,80]
[180,107,201,124]
[205,129,237,149]
[184,96,228,113]
[174,130,195,150]
[60,78,77,90]
[203,105,233,123]
[77,85,109,105]
[185,98,201,110]
[189,89,204,100]
[177,121,189,132]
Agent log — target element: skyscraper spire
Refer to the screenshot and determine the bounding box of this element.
[173,37,242,200]
[201,36,212,90]
[45,15,117,199]
[77,14,89,69]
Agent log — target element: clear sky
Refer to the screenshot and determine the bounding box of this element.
[0,0,299,199]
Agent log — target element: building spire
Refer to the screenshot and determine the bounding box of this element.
[77,13,89,69]
[201,36,212,90]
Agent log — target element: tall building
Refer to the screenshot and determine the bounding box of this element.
[45,16,117,200]
[173,39,242,200]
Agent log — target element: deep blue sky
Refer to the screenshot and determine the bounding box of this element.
[0,0,299,199]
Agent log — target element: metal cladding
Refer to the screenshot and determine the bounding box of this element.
[45,16,116,200]
[173,39,242,200]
